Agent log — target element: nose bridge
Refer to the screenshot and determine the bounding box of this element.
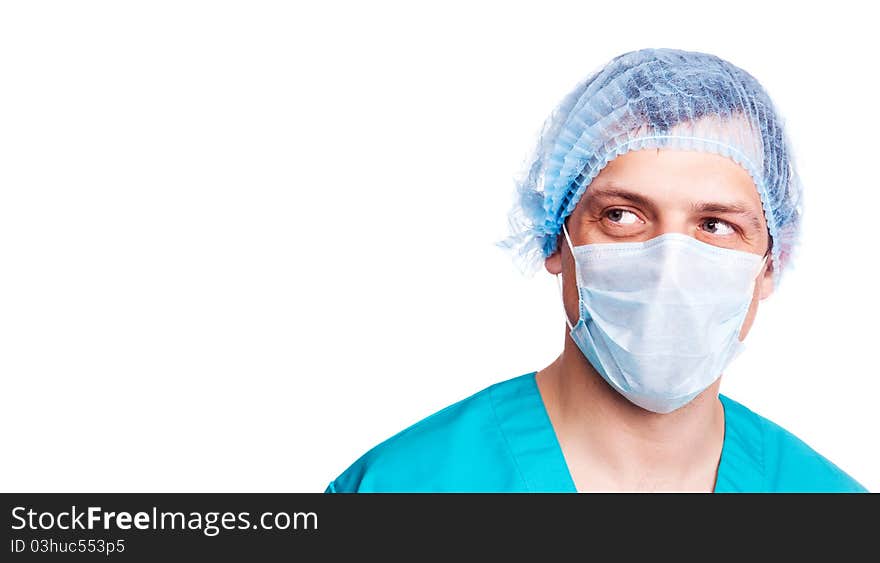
[651,202,693,288]
[654,205,692,237]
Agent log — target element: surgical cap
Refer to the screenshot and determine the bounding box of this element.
[499,47,803,287]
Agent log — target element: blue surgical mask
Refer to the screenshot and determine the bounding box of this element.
[559,224,768,414]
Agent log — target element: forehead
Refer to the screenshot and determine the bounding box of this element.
[592,147,760,202]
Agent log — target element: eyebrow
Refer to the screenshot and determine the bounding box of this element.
[690,200,764,232]
[585,187,656,210]
[586,186,765,232]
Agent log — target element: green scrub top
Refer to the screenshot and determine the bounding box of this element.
[326,372,867,493]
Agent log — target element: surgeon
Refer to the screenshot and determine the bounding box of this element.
[325,47,868,492]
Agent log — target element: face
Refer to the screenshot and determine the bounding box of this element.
[545,148,775,341]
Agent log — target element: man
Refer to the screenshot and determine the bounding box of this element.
[325,48,867,492]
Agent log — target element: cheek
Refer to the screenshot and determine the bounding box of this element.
[737,280,763,341]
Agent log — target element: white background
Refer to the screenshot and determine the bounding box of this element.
[1,1,877,492]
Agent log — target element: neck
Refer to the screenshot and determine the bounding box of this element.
[537,334,726,492]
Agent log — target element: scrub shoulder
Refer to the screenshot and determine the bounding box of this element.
[325,376,525,493]
[719,394,868,493]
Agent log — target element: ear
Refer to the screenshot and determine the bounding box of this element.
[758,257,775,300]
[545,249,562,275]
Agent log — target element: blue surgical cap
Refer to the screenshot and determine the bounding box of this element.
[499,47,803,287]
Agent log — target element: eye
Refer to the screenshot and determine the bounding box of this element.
[604,208,641,225]
[700,218,735,236]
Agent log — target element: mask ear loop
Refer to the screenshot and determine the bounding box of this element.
[558,223,577,331]
[561,222,576,255]
[556,273,574,331]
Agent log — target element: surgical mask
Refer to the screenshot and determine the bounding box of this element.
[559,224,768,414]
